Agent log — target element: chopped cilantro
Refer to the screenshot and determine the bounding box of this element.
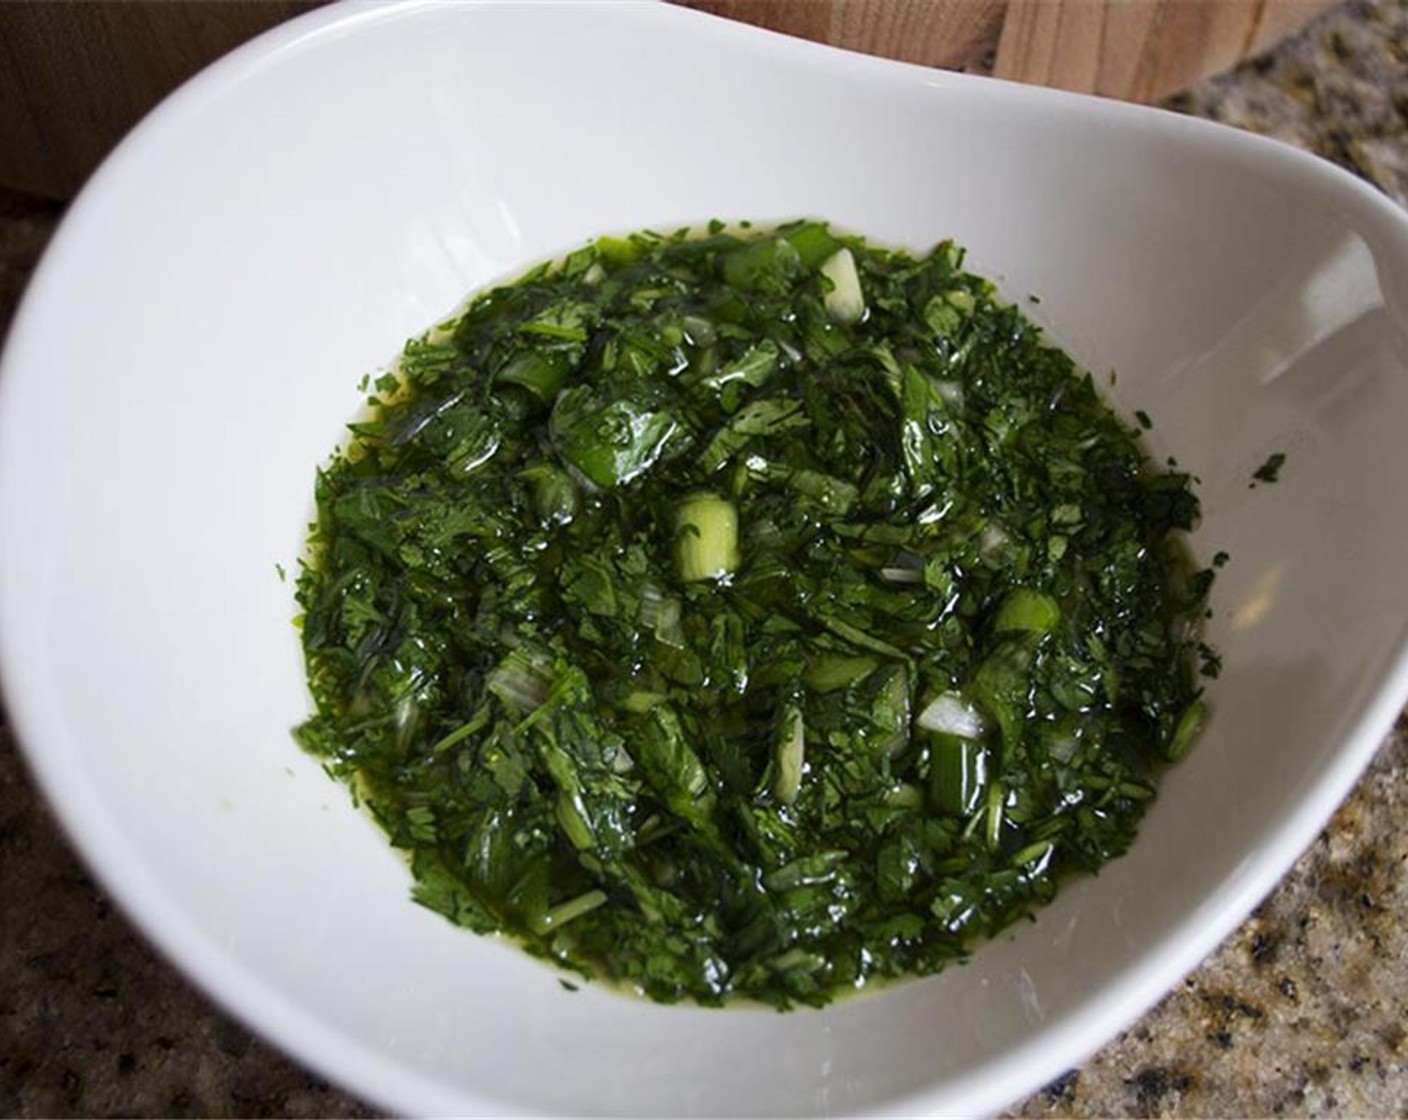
[1251,451,1286,486]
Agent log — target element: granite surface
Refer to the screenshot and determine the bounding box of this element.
[3,1,1408,1116]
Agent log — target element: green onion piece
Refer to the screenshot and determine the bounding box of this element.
[820,248,865,324]
[887,782,924,809]
[1011,839,1053,868]
[917,691,986,739]
[992,588,1061,636]
[930,735,987,817]
[528,889,608,934]
[1165,698,1206,762]
[677,492,739,581]
[498,351,570,401]
[803,654,878,693]
[984,778,1006,850]
[554,789,596,852]
[774,704,805,805]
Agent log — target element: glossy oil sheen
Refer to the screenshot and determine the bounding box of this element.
[4,1,1408,1116]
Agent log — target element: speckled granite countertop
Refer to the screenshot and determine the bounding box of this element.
[4,2,1408,1116]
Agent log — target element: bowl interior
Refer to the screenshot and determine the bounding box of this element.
[5,2,1408,1116]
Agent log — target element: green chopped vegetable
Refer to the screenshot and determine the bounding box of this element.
[773,703,806,806]
[819,247,865,324]
[676,493,739,582]
[295,220,1216,1009]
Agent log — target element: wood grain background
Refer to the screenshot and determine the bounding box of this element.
[690,0,1336,95]
[0,0,1337,199]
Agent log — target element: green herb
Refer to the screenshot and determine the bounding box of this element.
[295,221,1215,1009]
[1251,451,1286,486]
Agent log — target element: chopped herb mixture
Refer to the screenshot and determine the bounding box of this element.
[295,221,1213,1008]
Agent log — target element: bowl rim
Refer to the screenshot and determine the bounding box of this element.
[5,1,1408,1115]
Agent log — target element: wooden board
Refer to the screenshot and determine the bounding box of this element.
[0,0,1339,199]
[684,0,1338,96]
[0,0,322,199]
[990,0,1338,100]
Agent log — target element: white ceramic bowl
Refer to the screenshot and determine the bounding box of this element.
[6,2,1408,1115]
